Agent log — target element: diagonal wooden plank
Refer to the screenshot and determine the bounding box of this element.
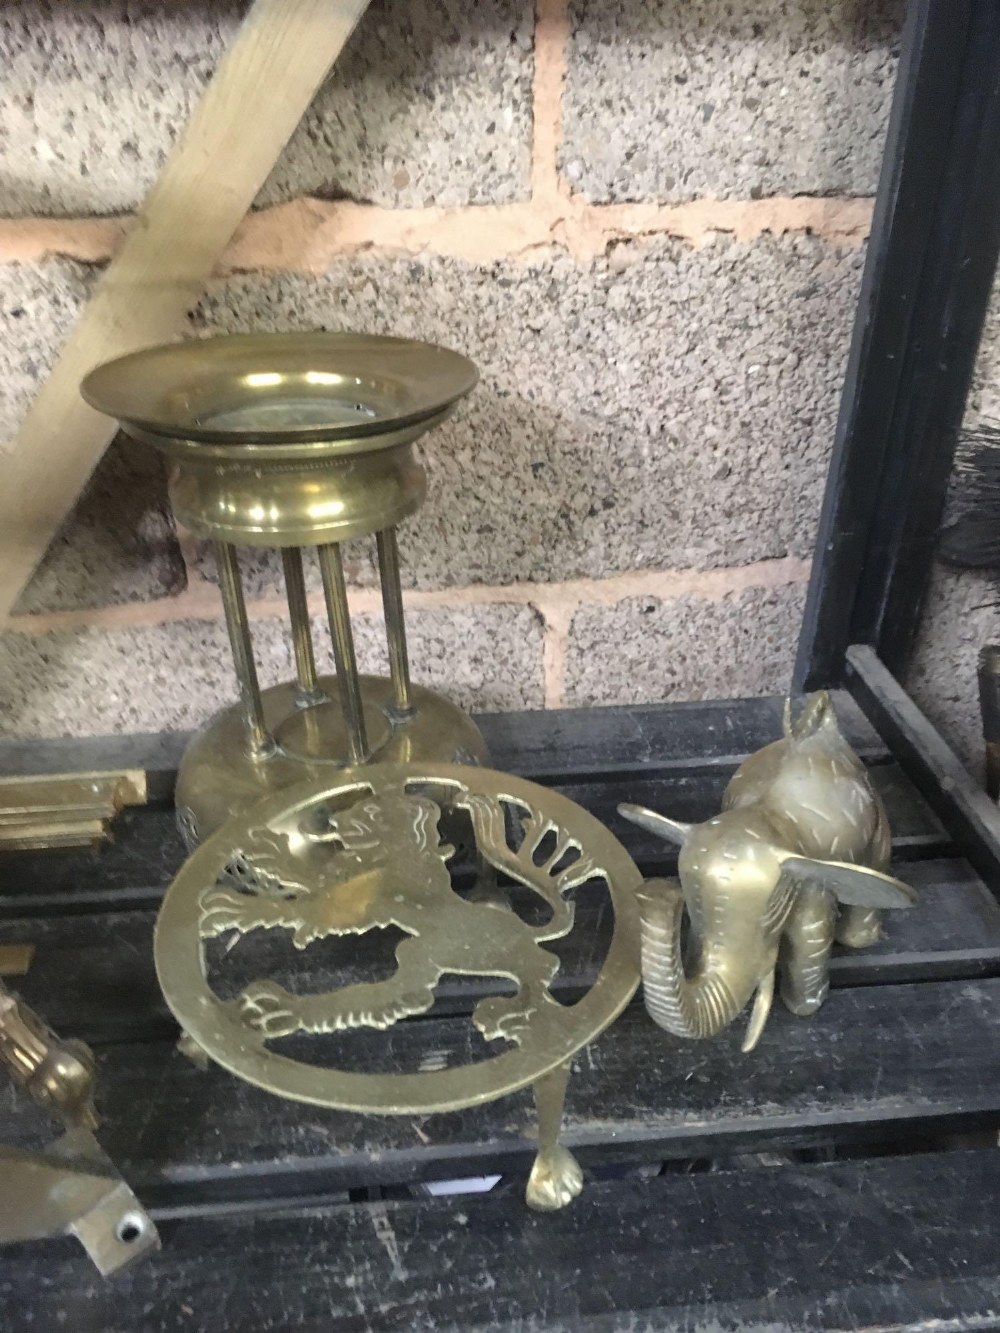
[0,0,372,619]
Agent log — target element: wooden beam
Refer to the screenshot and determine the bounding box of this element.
[0,0,371,620]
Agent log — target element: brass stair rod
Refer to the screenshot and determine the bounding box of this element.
[215,541,272,755]
[376,527,413,716]
[317,542,368,763]
[281,547,322,704]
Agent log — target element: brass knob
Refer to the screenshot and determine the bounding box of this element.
[0,981,97,1129]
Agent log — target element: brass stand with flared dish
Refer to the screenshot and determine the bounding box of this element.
[83,333,488,846]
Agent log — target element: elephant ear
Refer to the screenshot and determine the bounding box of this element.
[780,855,917,909]
[762,869,800,936]
[617,803,691,846]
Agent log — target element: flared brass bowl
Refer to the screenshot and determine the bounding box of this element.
[81,332,478,546]
[80,331,478,445]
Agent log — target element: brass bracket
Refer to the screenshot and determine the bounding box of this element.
[0,1130,159,1275]
[0,980,97,1129]
[0,944,34,977]
[0,979,158,1275]
[0,770,147,853]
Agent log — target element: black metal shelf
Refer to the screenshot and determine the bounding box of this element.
[3,694,1000,1329]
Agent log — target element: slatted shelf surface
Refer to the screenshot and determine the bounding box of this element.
[4,975,1000,1210]
[2,693,998,1331]
[6,1150,1000,1333]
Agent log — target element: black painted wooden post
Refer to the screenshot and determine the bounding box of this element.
[795,0,1000,690]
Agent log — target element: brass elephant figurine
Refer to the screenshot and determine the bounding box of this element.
[619,692,917,1052]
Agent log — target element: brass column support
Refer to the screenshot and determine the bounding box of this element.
[317,542,368,764]
[281,548,323,707]
[376,527,414,717]
[215,541,273,757]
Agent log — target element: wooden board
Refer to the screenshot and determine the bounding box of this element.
[5,856,998,1045]
[0,695,990,1329]
[0,758,946,918]
[0,0,371,619]
[0,692,887,791]
[4,1150,1000,1333]
[4,977,1000,1207]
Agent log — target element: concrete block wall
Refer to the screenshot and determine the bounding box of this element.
[0,0,903,741]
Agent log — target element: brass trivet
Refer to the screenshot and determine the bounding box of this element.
[154,764,641,1210]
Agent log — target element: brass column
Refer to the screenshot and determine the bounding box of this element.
[82,331,489,845]
[281,548,323,707]
[215,542,272,756]
[376,527,413,717]
[317,542,368,764]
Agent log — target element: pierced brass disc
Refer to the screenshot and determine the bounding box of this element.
[155,764,642,1114]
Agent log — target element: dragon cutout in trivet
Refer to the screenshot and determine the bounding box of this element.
[199,786,601,1044]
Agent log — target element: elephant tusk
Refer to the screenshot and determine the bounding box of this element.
[741,969,775,1053]
[617,803,691,846]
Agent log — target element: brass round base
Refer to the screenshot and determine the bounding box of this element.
[174,674,489,846]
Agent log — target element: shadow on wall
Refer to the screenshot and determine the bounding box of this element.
[0,0,904,216]
[907,564,1000,782]
[0,600,546,738]
[13,435,186,616]
[0,0,905,736]
[568,0,903,47]
[0,619,247,741]
[191,235,864,587]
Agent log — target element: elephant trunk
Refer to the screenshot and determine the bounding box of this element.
[636,881,749,1040]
